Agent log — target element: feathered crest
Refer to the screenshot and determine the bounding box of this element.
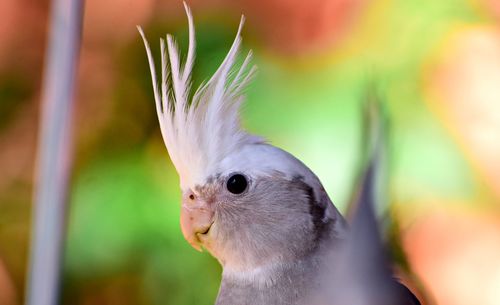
[138,3,262,189]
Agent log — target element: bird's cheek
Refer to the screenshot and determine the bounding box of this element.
[180,204,214,252]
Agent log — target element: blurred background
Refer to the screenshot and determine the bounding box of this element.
[1,0,500,304]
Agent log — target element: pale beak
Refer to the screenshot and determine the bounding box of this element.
[180,198,214,251]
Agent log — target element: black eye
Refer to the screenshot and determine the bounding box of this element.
[226,174,248,194]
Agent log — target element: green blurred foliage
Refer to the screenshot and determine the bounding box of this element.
[64,151,220,305]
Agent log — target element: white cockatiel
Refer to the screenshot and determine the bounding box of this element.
[138,4,421,305]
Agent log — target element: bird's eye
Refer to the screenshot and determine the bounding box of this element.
[226,174,248,194]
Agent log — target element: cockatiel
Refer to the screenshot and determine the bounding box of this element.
[138,4,420,305]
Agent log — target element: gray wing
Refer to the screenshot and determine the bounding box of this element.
[326,88,421,305]
[327,161,420,305]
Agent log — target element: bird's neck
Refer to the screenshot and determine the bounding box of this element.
[215,219,343,305]
[221,231,338,287]
[216,252,328,305]
[222,253,320,286]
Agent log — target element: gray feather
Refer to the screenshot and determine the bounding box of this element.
[325,88,421,305]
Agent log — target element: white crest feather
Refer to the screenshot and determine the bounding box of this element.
[138,3,262,189]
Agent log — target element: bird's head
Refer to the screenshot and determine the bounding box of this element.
[139,4,346,275]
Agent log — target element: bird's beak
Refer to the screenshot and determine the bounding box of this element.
[180,195,215,252]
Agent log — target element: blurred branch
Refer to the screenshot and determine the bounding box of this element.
[25,0,84,305]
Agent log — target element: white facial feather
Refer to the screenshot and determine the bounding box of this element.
[138,3,263,189]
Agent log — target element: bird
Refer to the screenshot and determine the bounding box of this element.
[138,3,421,304]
